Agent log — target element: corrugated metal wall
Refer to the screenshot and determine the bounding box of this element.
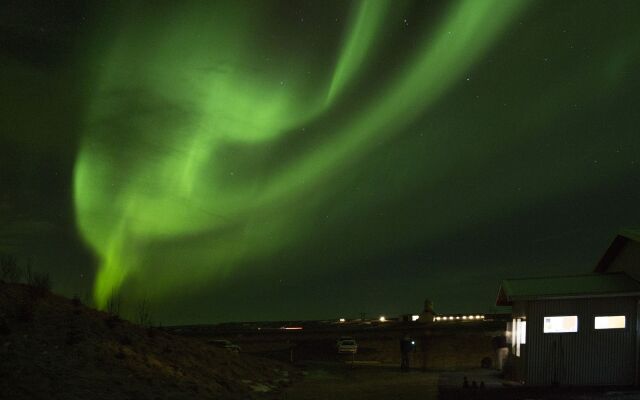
[523,297,637,385]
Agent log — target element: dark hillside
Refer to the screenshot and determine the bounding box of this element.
[0,282,294,400]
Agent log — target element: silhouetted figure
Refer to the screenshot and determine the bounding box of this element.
[480,381,485,389]
[471,380,478,389]
[400,335,413,371]
[463,376,469,388]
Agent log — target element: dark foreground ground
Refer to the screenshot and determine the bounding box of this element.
[4,281,640,399]
[0,282,296,400]
[281,362,640,400]
[281,362,439,400]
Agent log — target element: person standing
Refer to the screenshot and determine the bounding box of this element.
[400,334,413,371]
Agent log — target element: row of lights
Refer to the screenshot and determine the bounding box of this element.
[337,316,400,323]
[337,314,483,323]
[434,315,484,321]
[338,316,391,322]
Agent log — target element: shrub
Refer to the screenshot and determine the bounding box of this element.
[24,262,51,294]
[71,295,82,314]
[24,262,33,285]
[31,272,51,292]
[106,290,122,317]
[0,255,21,283]
[136,299,152,327]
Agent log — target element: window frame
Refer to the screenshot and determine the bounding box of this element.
[543,315,578,333]
[593,315,626,330]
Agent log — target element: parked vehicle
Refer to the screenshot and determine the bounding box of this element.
[336,336,354,346]
[208,339,241,353]
[337,338,358,354]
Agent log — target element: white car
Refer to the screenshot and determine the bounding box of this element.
[336,336,354,345]
[337,338,358,354]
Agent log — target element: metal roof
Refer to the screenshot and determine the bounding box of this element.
[594,229,640,273]
[496,272,640,306]
[620,228,640,242]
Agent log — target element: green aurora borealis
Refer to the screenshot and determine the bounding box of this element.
[74,0,527,307]
[2,0,640,323]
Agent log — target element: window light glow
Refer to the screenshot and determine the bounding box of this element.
[513,318,526,356]
[595,315,625,330]
[520,321,526,344]
[379,316,386,322]
[411,315,420,321]
[339,318,346,323]
[544,316,578,333]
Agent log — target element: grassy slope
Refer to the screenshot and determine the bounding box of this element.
[0,282,294,400]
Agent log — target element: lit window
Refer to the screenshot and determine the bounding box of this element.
[594,315,625,330]
[520,321,526,344]
[512,318,526,357]
[544,316,578,333]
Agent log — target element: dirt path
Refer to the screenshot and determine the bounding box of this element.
[281,363,439,400]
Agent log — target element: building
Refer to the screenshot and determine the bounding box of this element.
[496,230,640,385]
[595,230,640,279]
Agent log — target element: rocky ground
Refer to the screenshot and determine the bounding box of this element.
[281,362,439,400]
[0,282,296,400]
[281,362,640,400]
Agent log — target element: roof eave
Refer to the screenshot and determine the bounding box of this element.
[594,235,629,273]
[510,291,640,302]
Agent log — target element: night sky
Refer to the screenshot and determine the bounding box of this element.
[2,0,639,324]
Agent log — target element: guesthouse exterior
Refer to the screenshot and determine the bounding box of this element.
[496,230,640,385]
[497,273,640,385]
